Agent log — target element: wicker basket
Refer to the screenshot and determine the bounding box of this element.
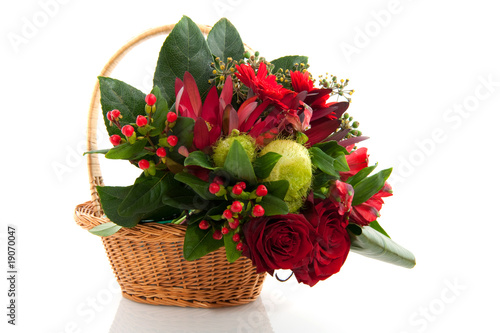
[74,24,266,308]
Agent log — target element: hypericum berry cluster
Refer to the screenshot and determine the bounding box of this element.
[105,93,181,175]
[201,179,269,250]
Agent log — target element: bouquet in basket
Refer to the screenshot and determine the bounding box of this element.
[87,16,415,287]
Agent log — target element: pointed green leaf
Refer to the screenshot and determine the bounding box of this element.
[224,230,242,263]
[83,149,110,156]
[96,185,142,228]
[333,154,350,172]
[259,194,289,216]
[118,172,170,216]
[352,168,392,206]
[154,16,214,106]
[253,152,282,179]
[99,76,146,137]
[347,164,378,187]
[174,172,215,200]
[104,139,147,160]
[348,224,415,269]
[183,223,224,261]
[313,141,348,157]
[224,140,257,184]
[149,86,169,136]
[89,222,122,237]
[207,18,245,61]
[370,220,391,238]
[263,180,289,201]
[184,151,215,170]
[270,55,309,73]
[309,147,338,177]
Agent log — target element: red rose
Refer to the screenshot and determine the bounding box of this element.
[293,199,350,287]
[242,214,315,275]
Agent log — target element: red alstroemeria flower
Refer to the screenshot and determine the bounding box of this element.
[350,182,393,226]
[329,180,354,216]
[340,147,369,181]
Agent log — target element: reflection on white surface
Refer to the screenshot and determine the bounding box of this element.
[109,296,274,333]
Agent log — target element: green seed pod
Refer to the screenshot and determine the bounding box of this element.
[213,134,257,167]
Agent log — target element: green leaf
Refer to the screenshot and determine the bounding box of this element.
[149,86,169,136]
[347,164,378,187]
[183,223,224,261]
[333,154,350,172]
[184,151,215,170]
[83,149,110,156]
[313,141,348,157]
[104,139,147,160]
[96,185,142,228]
[174,172,215,200]
[99,77,146,137]
[154,16,214,106]
[224,230,242,263]
[348,224,415,269]
[263,180,289,201]
[168,116,195,163]
[270,55,309,73]
[259,194,289,216]
[352,168,392,206]
[118,172,170,217]
[224,140,257,184]
[370,221,391,238]
[309,147,338,177]
[207,18,245,62]
[89,222,122,237]
[253,152,282,179]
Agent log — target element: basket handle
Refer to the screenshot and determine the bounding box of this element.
[87,24,212,216]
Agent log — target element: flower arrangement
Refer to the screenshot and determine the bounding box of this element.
[87,16,415,287]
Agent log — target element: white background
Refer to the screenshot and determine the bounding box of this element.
[1,0,499,332]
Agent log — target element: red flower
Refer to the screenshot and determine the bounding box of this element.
[340,147,369,181]
[292,198,350,287]
[350,182,393,226]
[235,62,292,102]
[329,180,354,216]
[242,214,315,275]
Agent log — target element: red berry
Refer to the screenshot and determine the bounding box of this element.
[236,242,244,251]
[156,147,167,157]
[167,135,178,147]
[232,233,240,242]
[111,109,121,119]
[167,112,178,123]
[232,184,243,195]
[252,204,265,217]
[229,219,240,229]
[238,182,247,190]
[256,185,268,197]
[209,183,220,194]
[199,220,210,230]
[121,125,135,137]
[138,159,150,170]
[223,209,233,220]
[136,115,148,127]
[145,94,157,106]
[213,230,223,240]
[109,134,122,146]
[221,227,229,235]
[106,111,113,121]
[231,201,243,213]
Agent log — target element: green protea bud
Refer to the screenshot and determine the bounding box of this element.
[213,134,257,167]
[259,139,312,212]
